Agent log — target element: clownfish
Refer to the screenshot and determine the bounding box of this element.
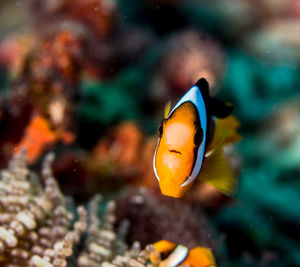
[150,240,216,267]
[153,78,241,198]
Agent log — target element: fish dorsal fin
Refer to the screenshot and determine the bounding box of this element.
[209,98,233,118]
[164,101,171,118]
[195,78,210,101]
[153,240,176,254]
[200,146,238,196]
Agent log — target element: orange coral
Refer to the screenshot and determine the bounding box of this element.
[0,35,33,78]
[87,122,158,189]
[36,0,117,39]
[67,0,117,38]
[15,114,74,164]
[94,122,143,166]
[15,115,56,164]
[160,30,225,94]
[50,30,85,84]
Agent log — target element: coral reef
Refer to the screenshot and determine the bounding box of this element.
[0,28,82,166]
[86,122,157,188]
[0,150,87,266]
[157,30,225,94]
[31,0,118,39]
[0,151,216,266]
[0,0,152,167]
[115,188,216,250]
[77,194,158,267]
[51,122,158,202]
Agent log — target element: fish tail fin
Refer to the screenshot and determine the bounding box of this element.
[201,146,238,196]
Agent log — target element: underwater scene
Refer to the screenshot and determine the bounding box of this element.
[0,0,300,266]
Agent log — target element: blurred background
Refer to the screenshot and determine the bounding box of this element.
[0,0,300,266]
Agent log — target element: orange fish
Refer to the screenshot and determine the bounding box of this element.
[151,240,216,267]
[153,78,241,198]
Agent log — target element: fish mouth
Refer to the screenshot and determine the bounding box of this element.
[169,149,182,155]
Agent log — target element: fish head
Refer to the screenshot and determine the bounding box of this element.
[153,101,203,198]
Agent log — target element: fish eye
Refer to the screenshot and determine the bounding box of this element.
[193,128,203,147]
[158,121,164,137]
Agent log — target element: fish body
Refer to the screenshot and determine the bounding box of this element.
[151,240,216,267]
[153,78,240,198]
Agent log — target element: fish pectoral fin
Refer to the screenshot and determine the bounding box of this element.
[164,101,171,118]
[203,114,240,196]
[216,115,242,145]
[206,115,241,154]
[200,147,238,196]
[205,134,225,159]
